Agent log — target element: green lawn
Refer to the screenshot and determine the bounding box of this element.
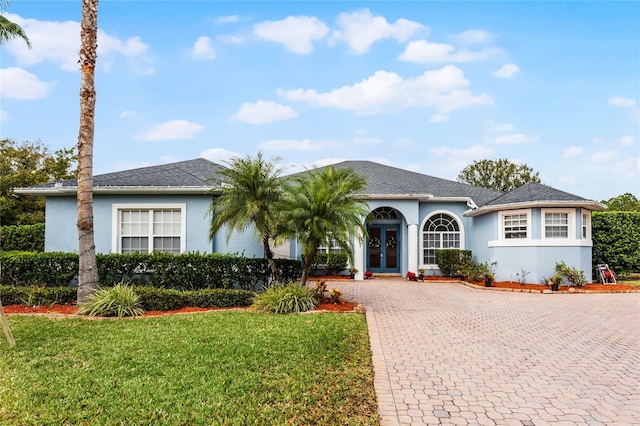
[1,312,378,425]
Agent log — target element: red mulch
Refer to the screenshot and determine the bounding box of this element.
[473,281,637,292]
[315,301,357,312]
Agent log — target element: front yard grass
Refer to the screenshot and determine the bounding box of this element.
[0,311,378,425]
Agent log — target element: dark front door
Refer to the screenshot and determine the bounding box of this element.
[368,225,400,273]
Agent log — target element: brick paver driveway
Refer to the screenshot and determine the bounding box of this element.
[333,279,640,426]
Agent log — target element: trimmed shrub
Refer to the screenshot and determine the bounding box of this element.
[78,283,145,318]
[310,253,349,276]
[0,285,76,306]
[0,251,302,290]
[0,223,45,252]
[592,211,640,275]
[435,249,473,277]
[135,287,255,311]
[253,282,318,314]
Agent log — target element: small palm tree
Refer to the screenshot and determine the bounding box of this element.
[208,152,284,283]
[277,166,369,285]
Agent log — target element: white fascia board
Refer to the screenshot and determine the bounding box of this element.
[359,194,434,201]
[464,200,606,217]
[15,186,222,196]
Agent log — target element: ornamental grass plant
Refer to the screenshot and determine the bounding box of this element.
[252,282,318,313]
[77,282,144,318]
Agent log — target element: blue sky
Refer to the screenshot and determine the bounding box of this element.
[1,1,638,201]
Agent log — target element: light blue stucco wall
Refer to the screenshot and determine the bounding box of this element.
[472,207,593,283]
[44,194,262,256]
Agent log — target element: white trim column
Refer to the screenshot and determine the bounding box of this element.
[353,235,365,280]
[407,223,418,274]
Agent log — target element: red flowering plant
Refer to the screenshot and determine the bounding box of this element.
[406,271,419,281]
[364,271,373,279]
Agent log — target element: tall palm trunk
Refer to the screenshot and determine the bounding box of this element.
[76,0,99,303]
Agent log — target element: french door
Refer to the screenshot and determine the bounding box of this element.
[367,225,400,273]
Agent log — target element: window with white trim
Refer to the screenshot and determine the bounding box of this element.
[114,204,186,254]
[542,209,575,240]
[317,236,344,254]
[503,213,528,239]
[422,213,460,265]
[582,212,591,239]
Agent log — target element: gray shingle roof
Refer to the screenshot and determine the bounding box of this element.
[288,161,504,206]
[484,182,588,205]
[34,158,226,189]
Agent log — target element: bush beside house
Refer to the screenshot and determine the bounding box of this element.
[592,211,640,275]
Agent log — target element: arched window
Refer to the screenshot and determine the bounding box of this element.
[422,213,461,265]
[371,207,399,220]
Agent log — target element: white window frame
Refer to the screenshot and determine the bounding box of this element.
[317,236,344,254]
[499,209,531,241]
[111,203,187,254]
[582,212,591,240]
[541,208,575,241]
[420,210,464,267]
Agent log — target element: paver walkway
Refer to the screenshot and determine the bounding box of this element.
[333,279,640,426]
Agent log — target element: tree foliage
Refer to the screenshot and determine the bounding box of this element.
[592,211,640,275]
[0,1,32,48]
[457,158,541,192]
[600,193,640,212]
[0,138,76,225]
[207,152,284,283]
[277,166,369,285]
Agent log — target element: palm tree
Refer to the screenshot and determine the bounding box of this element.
[277,166,369,285]
[0,1,31,48]
[208,152,284,283]
[76,0,99,303]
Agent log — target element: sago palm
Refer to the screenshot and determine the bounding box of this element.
[208,152,284,283]
[278,166,369,285]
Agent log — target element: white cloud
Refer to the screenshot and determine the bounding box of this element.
[609,96,637,107]
[0,109,9,121]
[231,100,298,124]
[492,63,520,78]
[451,29,495,45]
[119,110,140,119]
[278,65,493,116]
[331,9,425,54]
[260,139,323,151]
[564,146,584,158]
[0,67,53,99]
[590,150,617,163]
[200,148,242,163]
[4,13,154,75]
[191,36,215,60]
[218,35,244,44]
[483,134,538,144]
[138,120,204,141]
[429,114,448,123]
[398,39,501,63]
[429,145,495,176]
[215,15,239,25]
[253,16,329,54]
[619,135,636,146]
[487,121,515,133]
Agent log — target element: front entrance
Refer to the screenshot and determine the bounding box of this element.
[367,225,400,273]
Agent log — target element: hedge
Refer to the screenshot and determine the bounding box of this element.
[0,285,254,311]
[310,253,349,276]
[0,223,45,252]
[592,211,640,275]
[0,252,302,290]
[435,249,473,277]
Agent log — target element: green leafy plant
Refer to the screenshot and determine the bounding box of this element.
[78,283,144,318]
[252,282,319,314]
[328,288,344,305]
[310,280,327,303]
[554,261,587,287]
[436,249,473,277]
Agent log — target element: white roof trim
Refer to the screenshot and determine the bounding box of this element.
[15,186,221,196]
[464,200,606,217]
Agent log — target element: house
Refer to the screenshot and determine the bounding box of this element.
[17,158,605,283]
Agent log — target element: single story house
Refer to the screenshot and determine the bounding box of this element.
[18,158,605,283]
